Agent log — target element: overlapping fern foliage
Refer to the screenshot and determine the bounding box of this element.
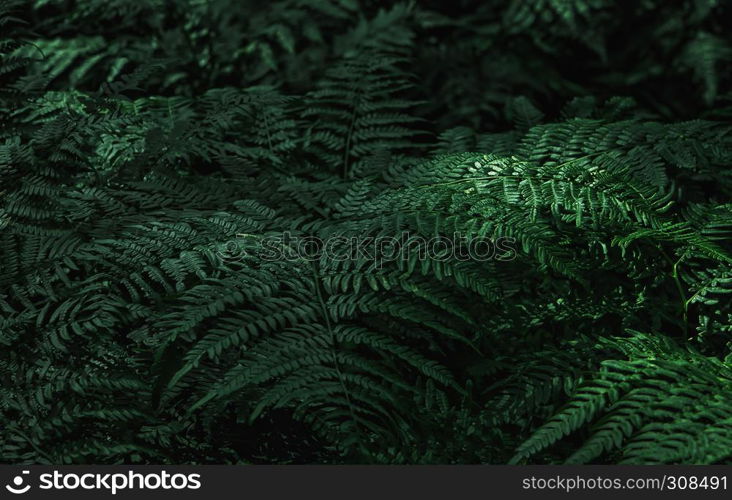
[1,0,731,464]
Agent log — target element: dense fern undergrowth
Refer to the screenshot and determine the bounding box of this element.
[1,0,731,464]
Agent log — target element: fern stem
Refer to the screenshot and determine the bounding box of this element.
[660,247,690,339]
[263,109,275,159]
[309,261,368,457]
[342,88,361,180]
